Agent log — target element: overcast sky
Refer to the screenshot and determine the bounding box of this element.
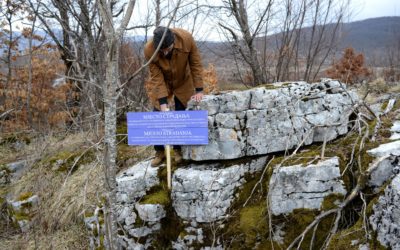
[9,0,400,42]
[351,0,399,21]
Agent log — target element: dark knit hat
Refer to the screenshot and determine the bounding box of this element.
[153,26,174,49]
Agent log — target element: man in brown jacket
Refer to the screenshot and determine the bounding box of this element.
[144,26,204,166]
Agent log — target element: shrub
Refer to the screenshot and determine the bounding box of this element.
[326,47,371,84]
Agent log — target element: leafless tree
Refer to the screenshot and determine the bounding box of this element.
[302,0,348,82]
[274,0,348,82]
[216,0,274,85]
[207,0,348,84]
[0,0,24,109]
[97,1,136,247]
[26,0,107,130]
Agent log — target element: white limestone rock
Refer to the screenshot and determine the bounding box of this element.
[118,236,146,250]
[390,121,400,140]
[268,157,346,215]
[367,156,400,190]
[215,113,240,129]
[184,128,246,160]
[366,141,400,191]
[116,160,159,203]
[116,204,137,227]
[250,88,291,110]
[390,121,400,133]
[128,226,153,238]
[172,226,207,250]
[9,194,39,214]
[367,140,400,158]
[183,80,357,161]
[187,95,221,115]
[369,174,400,249]
[220,90,251,113]
[320,78,346,94]
[135,204,166,222]
[172,156,268,222]
[390,133,400,140]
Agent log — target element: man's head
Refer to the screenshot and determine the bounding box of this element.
[153,26,174,56]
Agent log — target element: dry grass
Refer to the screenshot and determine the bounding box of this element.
[354,79,400,105]
[0,224,88,250]
[1,131,107,249]
[0,131,99,165]
[1,128,151,249]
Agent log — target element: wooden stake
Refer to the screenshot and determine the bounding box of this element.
[165,145,172,189]
[321,128,327,160]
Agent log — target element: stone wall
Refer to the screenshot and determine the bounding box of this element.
[108,80,365,249]
[183,79,357,160]
[84,80,400,249]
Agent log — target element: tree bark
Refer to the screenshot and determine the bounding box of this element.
[98,0,136,248]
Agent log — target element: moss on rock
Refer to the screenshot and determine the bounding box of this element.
[278,208,335,249]
[140,189,169,206]
[0,164,11,174]
[321,193,345,210]
[44,149,95,172]
[328,219,386,250]
[239,204,268,245]
[17,192,33,201]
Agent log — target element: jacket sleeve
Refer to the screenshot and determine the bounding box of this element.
[144,43,169,101]
[188,36,204,89]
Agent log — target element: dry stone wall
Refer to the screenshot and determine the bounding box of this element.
[87,80,400,249]
[183,79,357,160]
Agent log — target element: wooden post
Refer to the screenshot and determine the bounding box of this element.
[165,145,172,189]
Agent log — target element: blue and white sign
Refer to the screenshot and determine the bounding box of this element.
[127,111,208,145]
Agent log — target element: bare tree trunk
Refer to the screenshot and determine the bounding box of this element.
[26,6,39,128]
[98,0,136,248]
[1,5,15,108]
[154,0,161,26]
[103,52,119,250]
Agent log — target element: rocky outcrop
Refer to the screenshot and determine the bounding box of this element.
[115,160,164,249]
[268,157,346,215]
[172,156,268,222]
[84,206,106,249]
[113,156,268,249]
[367,140,400,190]
[369,174,400,249]
[106,80,364,249]
[366,130,400,249]
[116,160,160,203]
[390,121,400,140]
[82,80,400,249]
[183,79,357,161]
[0,165,11,186]
[7,193,39,233]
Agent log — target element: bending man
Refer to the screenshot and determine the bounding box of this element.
[144,26,204,166]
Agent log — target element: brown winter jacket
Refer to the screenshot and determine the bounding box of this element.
[144,28,204,109]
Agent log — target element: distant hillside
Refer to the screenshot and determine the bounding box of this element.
[339,17,400,53]
[199,16,400,67]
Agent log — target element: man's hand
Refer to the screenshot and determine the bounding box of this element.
[191,92,204,102]
[160,104,169,111]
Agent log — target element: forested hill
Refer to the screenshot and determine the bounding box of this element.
[339,16,400,53]
[200,16,400,66]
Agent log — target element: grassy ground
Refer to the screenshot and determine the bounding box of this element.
[0,130,153,249]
